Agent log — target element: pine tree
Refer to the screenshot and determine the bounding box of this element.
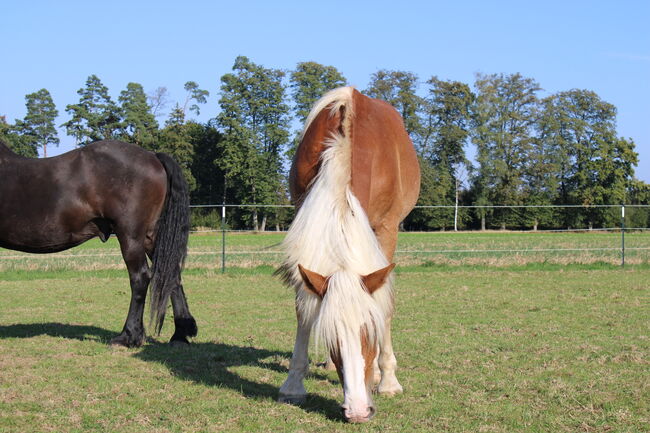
[119,82,158,149]
[158,105,196,191]
[0,116,37,157]
[63,75,122,146]
[182,81,209,117]
[13,89,59,157]
[187,120,225,205]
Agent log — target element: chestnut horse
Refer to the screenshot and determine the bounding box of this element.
[277,87,420,422]
[0,140,197,347]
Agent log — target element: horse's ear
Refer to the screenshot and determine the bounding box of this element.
[298,264,328,299]
[362,263,396,294]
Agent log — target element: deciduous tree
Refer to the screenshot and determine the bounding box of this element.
[290,61,347,123]
[419,78,474,229]
[288,62,347,158]
[217,56,291,230]
[148,86,170,119]
[538,89,638,227]
[365,70,422,137]
[471,73,541,229]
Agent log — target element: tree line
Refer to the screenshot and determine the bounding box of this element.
[2,56,649,231]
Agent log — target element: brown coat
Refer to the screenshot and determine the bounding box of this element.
[289,88,420,260]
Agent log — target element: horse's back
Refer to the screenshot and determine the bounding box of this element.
[79,140,161,176]
[15,140,167,218]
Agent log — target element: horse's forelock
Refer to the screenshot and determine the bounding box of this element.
[311,269,385,356]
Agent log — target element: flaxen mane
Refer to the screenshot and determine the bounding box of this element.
[278,87,394,354]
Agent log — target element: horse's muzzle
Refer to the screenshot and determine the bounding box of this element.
[341,405,376,423]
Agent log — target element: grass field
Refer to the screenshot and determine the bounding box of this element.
[1,230,649,271]
[1,233,649,432]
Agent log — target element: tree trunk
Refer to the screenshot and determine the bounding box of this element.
[533,219,538,231]
[481,216,486,231]
[260,215,267,232]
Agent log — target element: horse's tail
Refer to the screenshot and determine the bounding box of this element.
[149,153,193,335]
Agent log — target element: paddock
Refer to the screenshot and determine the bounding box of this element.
[0,233,648,432]
[1,230,649,272]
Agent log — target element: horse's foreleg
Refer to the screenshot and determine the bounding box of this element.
[371,223,403,394]
[169,284,198,346]
[278,312,312,404]
[111,236,149,348]
[376,316,403,395]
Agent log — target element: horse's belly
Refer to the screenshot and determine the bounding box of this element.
[0,219,99,254]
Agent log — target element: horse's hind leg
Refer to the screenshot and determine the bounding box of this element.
[111,235,150,348]
[169,284,198,345]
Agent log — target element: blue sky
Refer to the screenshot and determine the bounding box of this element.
[2,0,649,181]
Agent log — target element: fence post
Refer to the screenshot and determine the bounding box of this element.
[221,205,226,273]
[621,205,625,267]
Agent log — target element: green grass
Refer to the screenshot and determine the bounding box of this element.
[1,264,649,432]
[1,230,649,272]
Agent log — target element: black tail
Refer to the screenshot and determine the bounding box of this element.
[149,153,191,334]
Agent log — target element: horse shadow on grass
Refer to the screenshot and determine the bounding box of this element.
[0,322,115,342]
[0,322,343,421]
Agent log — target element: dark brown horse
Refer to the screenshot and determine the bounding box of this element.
[277,87,420,422]
[0,139,197,347]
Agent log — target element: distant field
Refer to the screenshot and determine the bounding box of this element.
[1,230,648,272]
[0,265,648,432]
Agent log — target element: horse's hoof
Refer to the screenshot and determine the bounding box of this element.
[317,359,337,371]
[174,317,198,338]
[278,393,306,405]
[110,334,143,348]
[372,372,382,388]
[169,338,190,348]
[377,383,403,396]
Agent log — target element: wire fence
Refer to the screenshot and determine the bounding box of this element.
[1,204,649,272]
[186,204,649,271]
